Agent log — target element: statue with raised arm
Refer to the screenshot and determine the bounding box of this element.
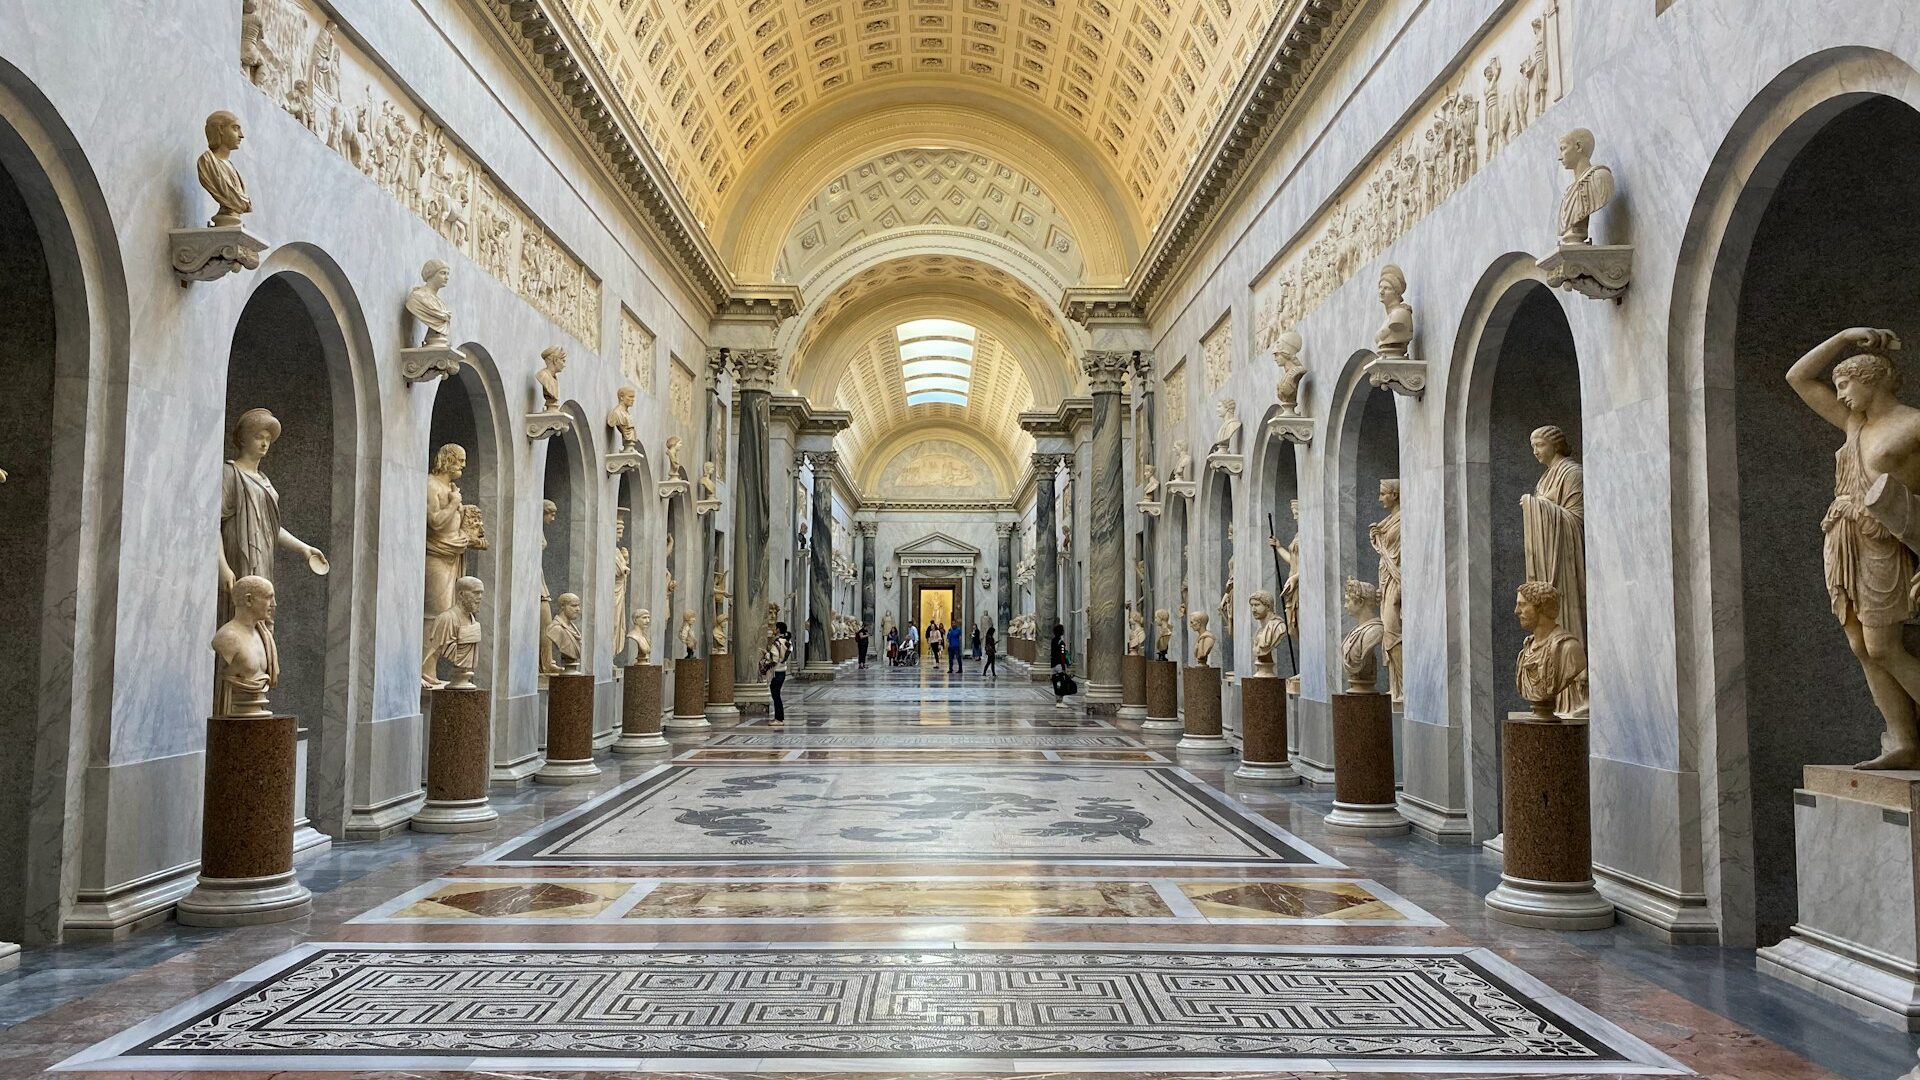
[1250,589,1287,678]
[423,576,484,690]
[536,346,566,412]
[1189,611,1216,667]
[406,260,454,349]
[219,409,328,614]
[1788,327,1920,769]
[1514,581,1587,719]
[1341,579,1385,694]
[1270,498,1303,641]
[1153,608,1173,660]
[1556,128,1616,245]
[1522,426,1585,647]
[546,592,583,672]
[1369,479,1404,700]
[1374,265,1414,361]
[197,111,251,228]
[213,576,279,718]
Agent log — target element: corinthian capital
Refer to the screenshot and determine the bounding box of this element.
[1082,350,1134,392]
[727,348,783,393]
[805,449,840,470]
[1032,452,1065,473]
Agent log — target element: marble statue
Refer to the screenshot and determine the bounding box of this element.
[1374,265,1414,361]
[882,566,894,590]
[406,260,455,349]
[680,610,698,658]
[1154,608,1173,659]
[1218,546,1235,629]
[1270,498,1302,642]
[196,111,251,228]
[424,443,480,678]
[665,531,675,562]
[1189,612,1216,667]
[1250,589,1287,678]
[700,461,719,502]
[546,592,582,672]
[797,519,809,548]
[1522,426,1585,645]
[712,609,730,653]
[219,409,329,608]
[1556,128,1616,245]
[536,346,566,412]
[1126,607,1146,654]
[607,387,638,453]
[1273,330,1307,416]
[882,611,895,636]
[423,576,484,691]
[711,568,729,622]
[665,566,676,601]
[1208,399,1242,455]
[539,499,558,674]
[1514,581,1588,719]
[1369,479,1404,700]
[1170,441,1192,482]
[1789,326,1920,769]
[627,608,652,663]
[1341,578,1385,694]
[610,515,630,655]
[213,575,279,718]
[663,435,686,480]
[1141,465,1159,502]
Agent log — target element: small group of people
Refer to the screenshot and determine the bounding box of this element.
[876,618,1003,678]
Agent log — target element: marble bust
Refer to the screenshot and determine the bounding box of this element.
[1341,578,1385,695]
[1189,612,1216,667]
[536,346,566,412]
[1170,441,1192,482]
[700,460,719,501]
[196,111,251,228]
[1250,589,1287,678]
[664,435,686,480]
[407,260,454,349]
[1208,399,1242,455]
[1141,465,1159,502]
[607,387,638,453]
[1374,265,1414,361]
[1272,330,1307,416]
[1514,581,1588,719]
[1556,128,1616,245]
[680,610,698,658]
[546,593,583,672]
[627,609,652,663]
[423,576,484,691]
[1153,608,1173,659]
[212,575,278,718]
[711,609,730,653]
[1126,607,1146,654]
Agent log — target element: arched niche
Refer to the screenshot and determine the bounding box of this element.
[1448,269,1582,840]
[221,261,375,841]
[539,416,591,669]
[1202,468,1237,673]
[1335,361,1403,679]
[1167,493,1192,663]
[613,460,656,667]
[1254,410,1303,679]
[428,349,508,706]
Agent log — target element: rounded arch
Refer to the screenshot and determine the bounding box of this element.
[1198,464,1238,675]
[436,343,516,730]
[1323,347,1401,693]
[1669,46,1920,947]
[856,422,1021,497]
[1250,404,1303,680]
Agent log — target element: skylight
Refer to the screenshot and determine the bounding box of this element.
[897,319,976,407]
[896,319,977,343]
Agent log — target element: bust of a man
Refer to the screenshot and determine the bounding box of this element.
[607,387,638,452]
[1556,128,1616,245]
[1250,589,1288,677]
[711,609,730,653]
[1170,441,1192,482]
[1153,608,1173,659]
[545,592,583,672]
[1514,581,1588,718]
[627,608,652,663]
[196,110,251,228]
[701,460,719,500]
[1341,579,1385,694]
[212,575,278,717]
[1188,612,1216,667]
[536,346,566,412]
[406,260,454,349]
[1209,399,1242,455]
[680,610,698,657]
[424,576,485,690]
[1126,607,1146,654]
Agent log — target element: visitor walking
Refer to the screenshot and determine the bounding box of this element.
[983,625,998,679]
[886,628,899,666]
[928,621,942,665]
[947,623,963,674]
[970,625,981,660]
[855,623,870,667]
[1050,622,1074,709]
[762,621,792,726]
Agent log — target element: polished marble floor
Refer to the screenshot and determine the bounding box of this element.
[7,661,1920,1077]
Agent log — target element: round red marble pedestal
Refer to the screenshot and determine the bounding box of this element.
[1236,675,1297,784]
[1120,654,1147,719]
[614,663,667,754]
[1326,691,1409,836]
[707,651,738,721]
[1486,714,1614,930]
[177,714,312,927]
[1143,659,1181,731]
[1179,665,1229,753]
[669,656,709,732]
[536,673,600,785]
[415,687,498,831]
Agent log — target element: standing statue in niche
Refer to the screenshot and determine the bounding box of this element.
[423,576,484,691]
[539,499,560,674]
[1189,612,1216,667]
[1514,581,1587,719]
[197,111,252,228]
[1789,327,1920,769]
[1556,128,1616,246]
[610,514,630,656]
[1369,479,1404,701]
[1269,498,1303,642]
[219,408,329,613]
[1273,330,1308,416]
[1126,607,1146,655]
[424,443,485,682]
[406,260,454,349]
[213,575,279,718]
[1341,579,1385,694]
[1250,589,1288,678]
[607,387,639,453]
[627,609,652,663]
[1374,265,1414,360]
[1154,608,1174,660]
[536,346,566,412]
[1522,426,1585,654]
[680,610,698,658]
[1208,399,1242,455]
[545,592,583,672]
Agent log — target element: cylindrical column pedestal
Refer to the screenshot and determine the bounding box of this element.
[1179,666,1229,753]
[1486,715,1614,930]
[415,688,498,831]
[1120,654,1147,719]
[614,663,667,754]
[536,673,601,784]
[1236,676,1298,784]
[1326,692,1409,835]
[707,651,738,721]
[1143,659,1182,731]
[177,715,312,927]
[669,656,710,732]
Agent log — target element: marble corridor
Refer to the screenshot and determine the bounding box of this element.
[0,663,1908,1079]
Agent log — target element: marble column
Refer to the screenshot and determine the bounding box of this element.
[1083,352,1129,708]
[859,521,877,634]
[996,523,1014,634]
[807,451,836,675]
[1034,453,1061,652]
[1133,351,1156,625]
[729,349,779,703]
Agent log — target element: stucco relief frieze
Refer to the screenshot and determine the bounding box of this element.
[243,0,603,348]
[620,309,656,393]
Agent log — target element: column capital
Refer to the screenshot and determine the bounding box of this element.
[1082,350,1134,392]
[856,521,878,537]
[705,347,731,382]
[805,449,840,470]
[716,347,782,393]
[1131,350,1156,384]
[1031,452,1066,473]
[995,522,1017,537]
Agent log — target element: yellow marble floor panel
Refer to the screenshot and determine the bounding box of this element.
[627,879,1172,919]
[1180,879,1408,921]
[391,880,631,919]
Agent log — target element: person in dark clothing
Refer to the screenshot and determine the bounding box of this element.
[855,624,870,667]
[970,625,981,659]
[1050,622,1069,709]
[947,623,963,674]
[764,621,792,725]
[983,626,999,679]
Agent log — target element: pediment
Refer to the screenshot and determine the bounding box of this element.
[894,532,982,559]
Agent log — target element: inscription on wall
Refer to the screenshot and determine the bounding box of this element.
[243,0,603,348]
[1254,0,1569,343]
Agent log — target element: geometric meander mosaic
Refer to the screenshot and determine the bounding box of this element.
[62,944,1683,1072]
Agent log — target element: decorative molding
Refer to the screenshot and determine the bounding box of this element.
[1063,288,1147,327]
[1365,356,1427,398]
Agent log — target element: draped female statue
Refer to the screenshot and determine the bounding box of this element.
[424,444,483,682]
[1520,426,1585,647]
[219,408,328,614]
[1368,479,1403,700]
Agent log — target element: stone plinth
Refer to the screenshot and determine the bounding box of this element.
[1485,715,1612,930]
[1179,666,1229,754]
[535,673,600,785]
[177,715,312,927]
[669,657,710,732]
[1120,654,1147,719]
[169,224,267,282]
[1144,660,1181,731]
[414,688,498,832]
[614,663,667,754]
[1326,692,1409,836]
[1236,675,1297,784]
[707,651,738,721]
[1759,766,1920,1029]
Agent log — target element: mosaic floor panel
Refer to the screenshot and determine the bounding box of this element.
[709,732,1144,749]
[60,943,1685,1073]
[480,764,1337,867]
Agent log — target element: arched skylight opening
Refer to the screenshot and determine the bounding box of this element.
[898,319,976,407]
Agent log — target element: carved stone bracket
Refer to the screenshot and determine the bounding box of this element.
[170,226,268,284]
[1365,356,1427,399]
[1206,452,1245,477]
[526,411,573,441]
[1165,479,1198,501]
[695,498,721,516]
[400,347,465,385]
[1269,415,1317,445]
[605,451,644,475]
[659,478,691,499]
[1540,244,1633,302]
[1138,499,1165,518]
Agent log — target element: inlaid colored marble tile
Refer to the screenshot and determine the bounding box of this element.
[392,880,630,919]
[1053,750,1163,762]
[625,879,1174,919]
[1181,879,1410,921]
[794,749,1055,763]
[680,749,794,761]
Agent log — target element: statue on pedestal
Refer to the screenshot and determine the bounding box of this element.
[546,592,582,672]
[664,436,686,481]
[1556,128,1616,245]
[627,608,652,663]
[1208,399,1242,455]
[406,260,454,349]
[1141,465,1159,503]
[701,461,719,502]
[611,515,630,655]
[607,387,638,453]
[1153,608,1173,660]
[536,347,566,412]
[1369,479,1404,700]
[1189,612,1216,667]
[1514,581,1587,719]
[219,408,329,614]
[424,576,484,690]
[1170,441,1192,483]
[712,609,730,654]
[1126,606,1146,655]
[1522,426,1585,646]
[424,443,482,682]
[680,610,698,658]
[1788,326,1920,769]
[1374,265,1414,361]
[197,111,251,227]
[1341,579,1385,694]
[1250,589,1287,678]
[212,575,278,718]
[1273,330,1308,416]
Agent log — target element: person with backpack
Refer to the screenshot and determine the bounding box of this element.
[761,621,792,725]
